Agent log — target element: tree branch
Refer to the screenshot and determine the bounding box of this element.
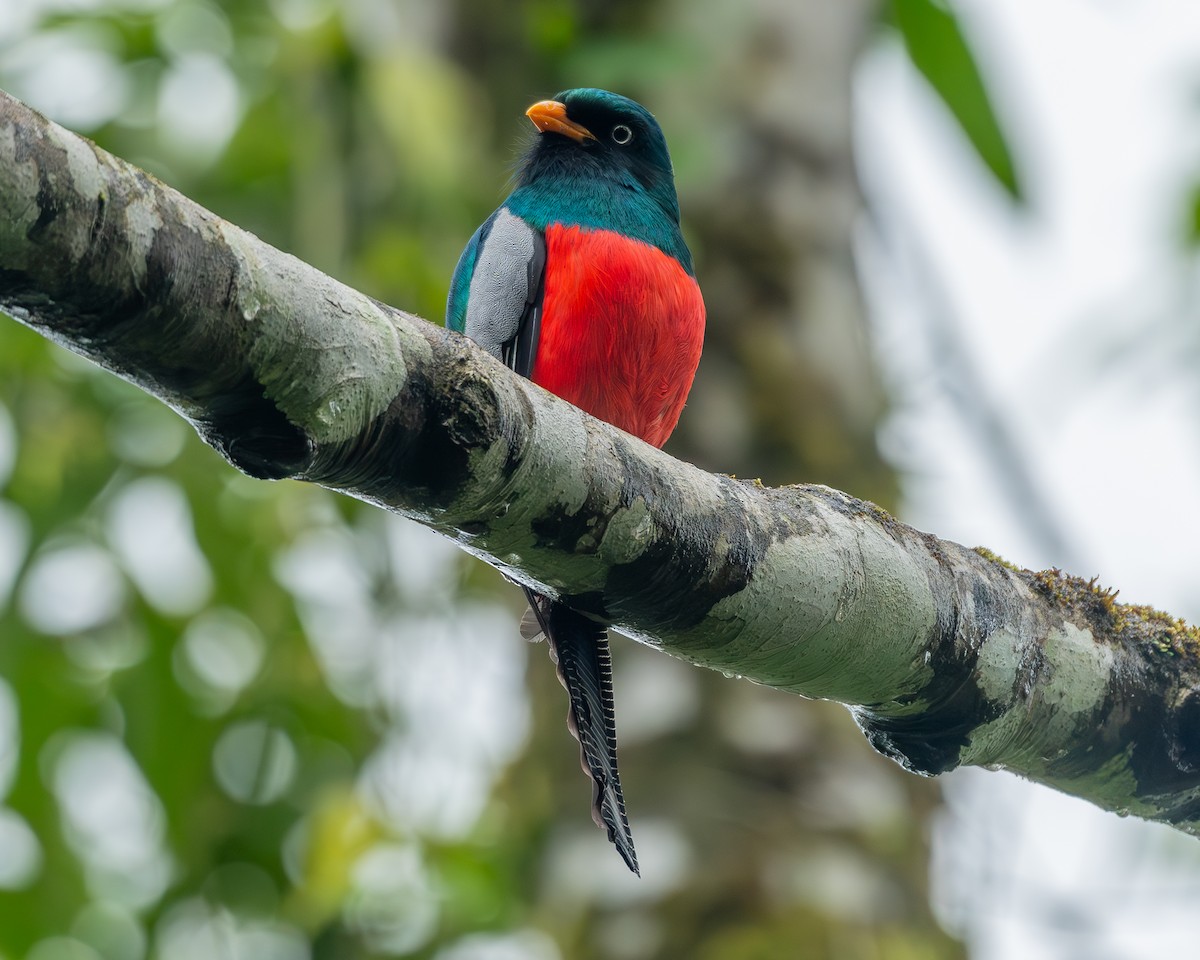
[3,88,1198,837]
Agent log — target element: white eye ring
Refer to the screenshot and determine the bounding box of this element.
[611,124,634,145]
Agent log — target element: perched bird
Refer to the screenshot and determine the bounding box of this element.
[446,88,705,874]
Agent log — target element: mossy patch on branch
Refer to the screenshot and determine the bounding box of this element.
[972,546,1022,573]
[1026,567,1200,663]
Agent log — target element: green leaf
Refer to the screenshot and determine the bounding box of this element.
[1184,181,1200,249]
[891,0,1024,201]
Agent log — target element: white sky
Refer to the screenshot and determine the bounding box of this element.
[858,2,1200,958]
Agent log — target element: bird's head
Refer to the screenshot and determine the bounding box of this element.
[517,88,681,223]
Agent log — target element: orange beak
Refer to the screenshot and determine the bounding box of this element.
[525,100,597,143]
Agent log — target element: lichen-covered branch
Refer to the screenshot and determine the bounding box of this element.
[3,88,1198,837]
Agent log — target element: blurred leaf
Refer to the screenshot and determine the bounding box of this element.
[1185,181,1200,248]
[891,0,1024,201]
[286,785,382,926]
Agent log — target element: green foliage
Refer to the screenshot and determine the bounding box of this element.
[889,0,1024,201]
[1185,181,1200,248]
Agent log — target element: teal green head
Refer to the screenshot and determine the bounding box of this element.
[509,87,690,271]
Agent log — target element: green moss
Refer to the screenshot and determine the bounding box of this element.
[868,501,895,523]
[972,546,1022,573]
[1024,567,1200,663]
[1027,568,1116,614]
[1112,604,1200,661]
[1028,566,1065,602]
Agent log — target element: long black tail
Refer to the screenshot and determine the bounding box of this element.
[522,587,639,875]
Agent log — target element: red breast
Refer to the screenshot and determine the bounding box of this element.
[531,224,705,449]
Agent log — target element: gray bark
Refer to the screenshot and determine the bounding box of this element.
[3,88,1199,838]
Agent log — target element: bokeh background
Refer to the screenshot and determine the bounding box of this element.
[2,1,1200,958]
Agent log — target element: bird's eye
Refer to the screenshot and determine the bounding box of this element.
[611,124,634,145]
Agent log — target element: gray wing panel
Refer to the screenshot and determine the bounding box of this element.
[463,208,544,361]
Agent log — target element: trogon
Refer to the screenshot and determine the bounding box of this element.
[446,88,705,875]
